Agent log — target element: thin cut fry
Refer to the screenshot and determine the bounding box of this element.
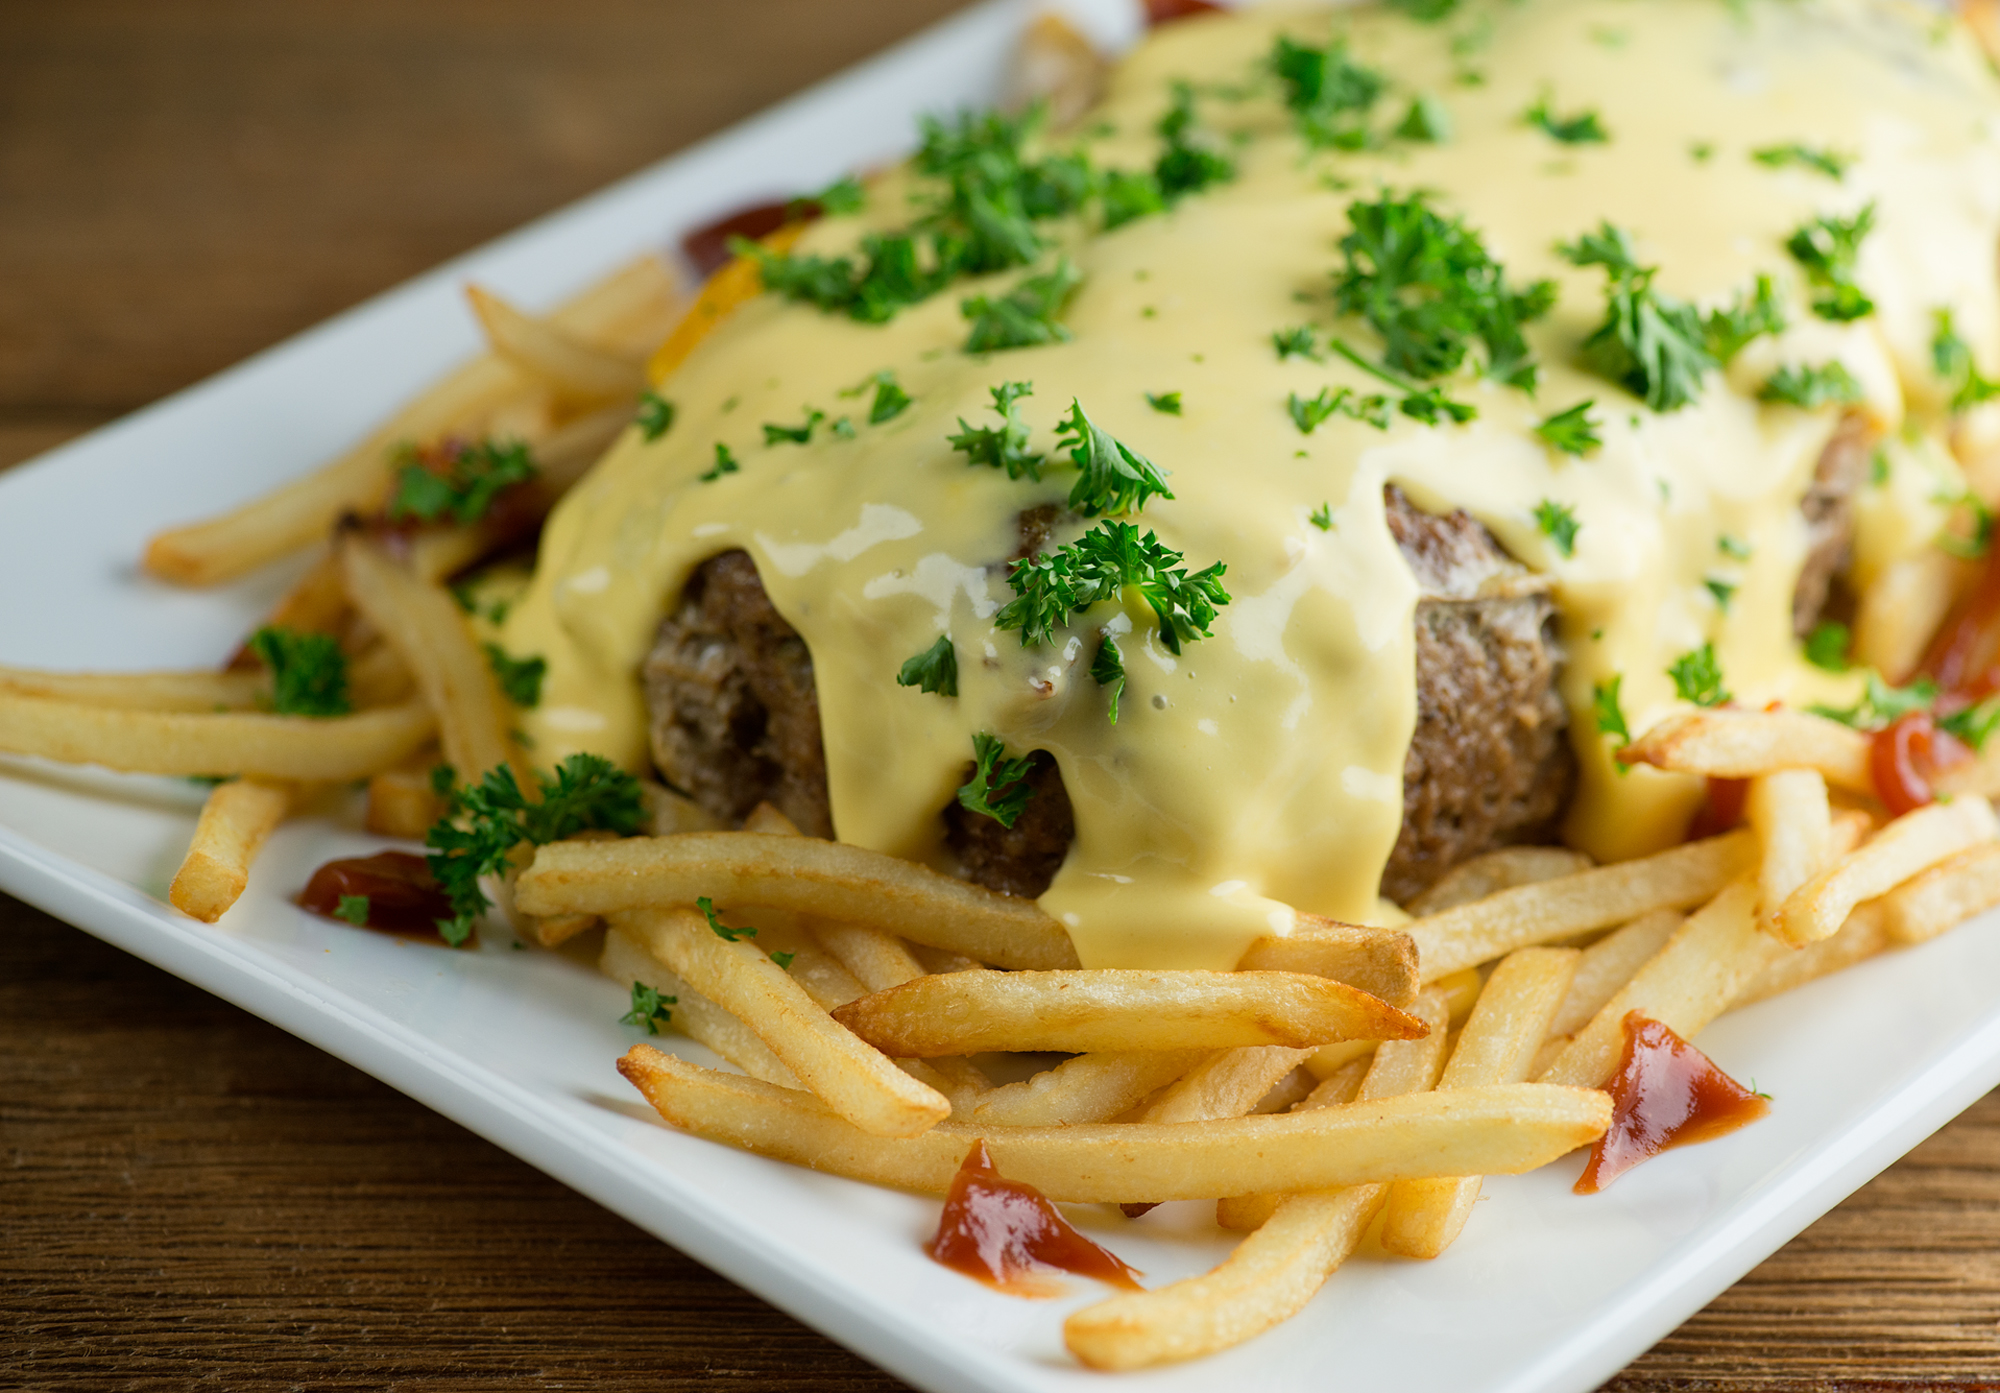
[615,906,948,1138]
[167,779,294,922]
[1878,842,2000,945]
[1546,907,1682,1039]
[970,1052,1206,1128]
[1378,947,1578,1259]
[516,832,1079,970]
[1617,709,1873,793]
[1139,1047,1316,1125]
[616,1046,1611,1203]
[366,755,445,840]
[1408,830,1754,980]
[1772,798,1999,947]
[1405,846,1595,916]
[829,969,1426,1057]
[600,925,798,1087]
[0,691,434,780]
[0,665,267,711]
[465,284,646,401]
[1748,768,1833,931]
[814,920,930,993]
[1854,549,1965,683]
[1235,916,1420,1006]
[1732,904,1888,1007]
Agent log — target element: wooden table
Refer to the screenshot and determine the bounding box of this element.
[5,3,2000,1387]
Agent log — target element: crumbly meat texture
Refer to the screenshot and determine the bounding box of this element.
[940,751,1077,898]
[1793,411,1871,636]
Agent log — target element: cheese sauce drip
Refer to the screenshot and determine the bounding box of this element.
[506,0,2000,969]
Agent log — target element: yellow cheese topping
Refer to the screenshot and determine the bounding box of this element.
[505,0,2000,969]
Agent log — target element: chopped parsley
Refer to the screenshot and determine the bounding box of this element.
[962,258,1081,353]
[995,520,1230,654]
[1091,635,1126,723]
[1153,81,1235,200]
[1389,0,1461,21]
[1667,642,1730,708]
[1332,192,1555,391]
[247,626,350,717]
[1272,34,1387,149]
[387,438,537,526]
[1704,578,1737,611]
[1786,204,1876,322]
[791,175,865,218]
[1561,221,1714,413]
[1101,169,1168,231]
[1394,95,1452,144]
[1718,533,1753,560]
[1943,700,2000,752]
[957,732,1038,827]
[1934,489,1996,561]
[423,753,645,945]
[1272,326,1323,361]
[1810,671,1938,731]
[1932,309,2000,412]
[949,381,1044,479]
[1524,94,1608,145]
[896,635,959,696]
[635,391,676,441]
[1535,399,1601,456]
[769,950,797,970]
[701,443,740,482]
[1056,399,1174,516]
[1751,143,1852,180]
[1398,384,1478,426]
[1309,502,1334,531]
[1758,361,1863,408]
[869,376,913,424]
[1804,620,1851,672]
[334,895,371,927]
[696,894,757,942]
[1145,391,1183,415]
[1593,674,1632,744]
[620,980,676,1035]
[483,643,546,708]
[1534,499,1580,557]
[1290,385,1390,434]
[763,409,825,445]
[1703,274,1787,365]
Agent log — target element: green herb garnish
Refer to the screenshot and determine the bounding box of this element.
[1535,400,1601,455]
[1534,499,1580,557]
[1272,326,1323,361]
[387,438,537,526]
[1718,534,1753,560]
[1704,578,1737,611]
[247,627,351,717]
[1758,362,1863,408]
[1091,635,1126,723]
[1932,309,2000,412]
[1786,204,1876,322]
[1667,642,1730,708]
[896,635,959,697]
[957,733,1038,827]
[962,258,1081,353]
[696,894,757,942]
[949,381,1045,479]
[995,520,1230,654]
[769,950,797,970]
[1703,274,1787,366]
[1309,502,1334,531]
[1810,671,1938,730]
[1145,391,1183,415]
[1395,95,1452,144]
[1561,221,1714,413]
[1153,81,1235,200]
[701,443,740,482]
[1525,94,1608,145]
[870,376,913,424]
[334,895,371,928]
[1272,35,1388,149]
[1289,386,1391,434]
[1934,489,1996,561]
[763,409,825,445]
[1594,674,1631,744]
[1805,620,1850,672]
[1751,144,1853,180]
[620,980,677,1035]
[635,391,676,442]
[1056,399,1174,516]
[483,643,546,708]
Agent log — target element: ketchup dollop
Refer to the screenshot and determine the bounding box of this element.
[928,1140,1143,1297]
[1575,1012,1770,1193]
[1145,0,1224,23]
[298,851,454,939]
[1684,775,1749,840]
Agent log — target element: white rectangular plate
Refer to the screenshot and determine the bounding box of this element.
[6,3,2000,1389]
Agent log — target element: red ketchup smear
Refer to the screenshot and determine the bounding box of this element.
[1575,1012,1770,1194]
[298,851,454,940]
[1684,775,1748,840]
[680,195,834,280]
[928,1140,1143,1297]
[1870,710,1973,817]
[1144,0,1224,23]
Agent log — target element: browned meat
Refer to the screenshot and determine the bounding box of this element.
[1793,411,1871,636]
[940,751,1077,897]
[642,551,833,838]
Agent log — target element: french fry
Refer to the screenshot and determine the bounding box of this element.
[345,643,416,708]
[1748,768,1833,930]
[245,550,352,647]
[616,1046,1611,1203]
[641,780,726,836]
[1540,879,1778,1088]
[1073,990,1456,1367]
[1408,830,1754,980]
[1617,709,1873,794]
[0,691,434,780]
[365,759,446,840]
[648,224,808,385]
[1405,846,1595,916]
[1139,1046,1316,1125]
[338,534,525,786]
[0,664,266,711]
[1254,1067,1317,1114]
[1732,904,1888,1007]
[755,919,869,1011]
[167,779,295,922]
[1546,907,1682,1039]
[1878,842,2000,945]
[614,905,948,1138]
[600,924,799,1087]
[828,970,1426,1057]
[813,920,930,993]
[1772,797,1999,947]
[465,284,646,402]
[1235,916,1420,1006]
[1854,550,1966,683]
[1378,948,1578,1259]
[968,1052,1206,1127]
[1001,11,1109,129]
[516,832,1080,970]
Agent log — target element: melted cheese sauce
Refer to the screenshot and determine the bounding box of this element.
[505,0,2000,969]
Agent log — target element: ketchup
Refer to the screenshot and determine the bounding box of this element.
[298,851,455,940]
[1144,0,1224,23]
[1684,776,1748,841]
[928,1140,1143,1297]
[1869,710,1973,817]
[1575,1012,1770,1193]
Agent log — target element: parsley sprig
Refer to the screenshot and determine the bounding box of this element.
[1758,362,1862,409]
[995,520,1230,654]
[1786,204,1876,322]
[1290,386,1390,433]
[696,895,758,942]
[1536,400,1601,456]
[957,733,1038,827]
[1752,143,1852,180]
[387,439,537,526]
[635,392,676,442]
[896,635,958,696]
[1933,309,2000,412]
[701,444,740,482]
[1561,222,1713,413]
[483,643,546,708]
[1056,400,1173,516]
[248,626,351,717]
[1091,635,1126,723]
[949,381,1044,479]
[1804,621,1850,672]
[962,258,1081,353]
[1667,642,1730,708]
[1272,35,1387,150]
[1534,500,1580,557]
[1810,671,2000,751]
[1593,674,1632,744]
[1524,94,1608,145]
[620,980,677,1034]
[1704,274,1787,366]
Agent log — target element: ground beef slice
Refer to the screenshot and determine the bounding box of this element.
[1793,411,1871,636]
[940,752,1077,898]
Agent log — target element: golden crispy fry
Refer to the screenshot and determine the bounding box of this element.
[1546,907,1682,1039]
[600,925,799,1087]
[641,780,727,835]
[1732,904,1888,1007]
[1772,798,1999,947]
[1379,948,1578,1259]
[465,284,646,402]
[1235,916,1420,1006]
[813,920,930,993]
[167,779,295,923]
[1878,842,2000,945]
[829,969,1426,1058]
[897,1057,992,1116]
[649,225,808,385]
[1541,879,1778,1088]
[339,535,525,786]
[968,1052,1206,1128]
[345,643,415,708]
[0,691,433,780]
[616,1045,1610,1202]
[756,919,869,1011]
[516,832,1079,970]
[1139,1047,1316,1125]
[1617,709,1873,793]
[1854,550,1966,684]
[251,549,352,643]
[0,664,266,711]
[365,755,445,840]
[614,906,948,1138]
[1405,846,1595,916]
[1748,768,1833,931]
[1409,831,1754,980]
[1002,12,1108,129]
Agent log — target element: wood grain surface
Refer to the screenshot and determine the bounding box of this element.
[4,3,2000,1389]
